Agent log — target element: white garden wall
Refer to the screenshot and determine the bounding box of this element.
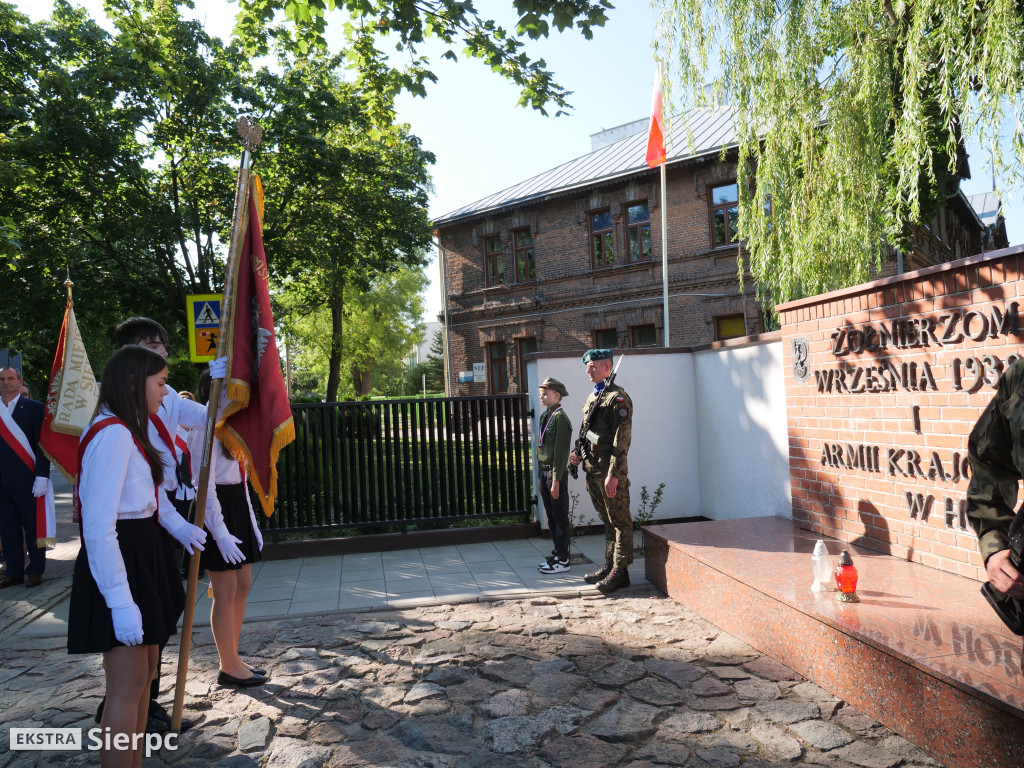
[525,334,789,525]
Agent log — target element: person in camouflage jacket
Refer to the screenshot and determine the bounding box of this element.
[569,349,633,594]
[966,357,1024,664]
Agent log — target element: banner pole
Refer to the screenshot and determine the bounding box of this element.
[171,116,261,732]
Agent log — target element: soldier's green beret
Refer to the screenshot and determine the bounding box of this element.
[539,377,568,397]
[582,349,613,364]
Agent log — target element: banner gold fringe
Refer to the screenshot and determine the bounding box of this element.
[217,419,295,518]
[40,446,76,484]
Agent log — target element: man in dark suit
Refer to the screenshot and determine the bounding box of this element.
[0,366,50,587]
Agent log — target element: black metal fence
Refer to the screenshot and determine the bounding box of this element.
[266,394,534,536]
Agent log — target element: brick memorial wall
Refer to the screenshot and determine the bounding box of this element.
[779,244,1024,580]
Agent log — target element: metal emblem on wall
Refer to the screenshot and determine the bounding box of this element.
[792,336,810,382]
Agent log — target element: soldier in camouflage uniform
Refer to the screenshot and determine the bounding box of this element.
[966,357,1024,668]
[569,349,633,594]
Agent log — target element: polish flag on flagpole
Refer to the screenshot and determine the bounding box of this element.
[646,63,667,169]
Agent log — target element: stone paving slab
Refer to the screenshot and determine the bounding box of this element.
[0,588,943,768]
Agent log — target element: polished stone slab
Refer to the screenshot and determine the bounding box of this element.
[645,515,1024,768]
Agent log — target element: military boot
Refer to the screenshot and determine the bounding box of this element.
[584,563,613,584]
[596,567,630,594]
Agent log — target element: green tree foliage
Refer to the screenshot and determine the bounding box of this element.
[254,50,435,401]
[422,328,446,392]
[0,1,434,397]
[235,0,614,116]
[656,0,1024,318]
[0,0,243,387]
[277,266,428,400]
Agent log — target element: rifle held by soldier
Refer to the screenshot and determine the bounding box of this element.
[568,354,624,480]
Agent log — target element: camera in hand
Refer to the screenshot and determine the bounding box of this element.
[981,511,1024,636]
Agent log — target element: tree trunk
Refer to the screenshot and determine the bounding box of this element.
[351,359,372,396]
[326,285,344,402]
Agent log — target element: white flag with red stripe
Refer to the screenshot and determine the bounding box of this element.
[646,64,667,169]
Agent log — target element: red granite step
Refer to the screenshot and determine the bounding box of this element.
[644,516,1024,768]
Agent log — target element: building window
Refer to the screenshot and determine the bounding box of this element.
[488,341,509,393]
[626,202,652,263]
[593,328,618,348]
[711,183,739,247]
[513,229,536,283]
[630,324,657,348]
[518,337,537,386]
[715,314,747,341]
[590,210,614,269]
[484,235,504,287]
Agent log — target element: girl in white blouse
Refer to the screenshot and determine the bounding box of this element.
[67,346,177,768]
[190,369,265,687]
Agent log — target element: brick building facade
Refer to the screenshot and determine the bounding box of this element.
[435,109,1001,395]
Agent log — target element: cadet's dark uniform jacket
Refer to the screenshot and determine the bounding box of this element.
[967,357,1024,562]
[537,405,572,481]
[581,383,632,479]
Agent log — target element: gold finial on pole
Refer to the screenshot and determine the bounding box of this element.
[238,115,263,153]
[64,277,74,305]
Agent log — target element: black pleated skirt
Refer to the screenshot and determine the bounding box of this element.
[200,483,263,572]
[67,516,178,654]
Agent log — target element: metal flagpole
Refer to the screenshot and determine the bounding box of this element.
[657,60,670,348]
[661,159,669,347]
[172,115,262,732]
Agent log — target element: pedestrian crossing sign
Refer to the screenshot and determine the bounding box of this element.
[186,293,222,362]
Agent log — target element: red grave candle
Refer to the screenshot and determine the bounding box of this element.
[834,550,860,602]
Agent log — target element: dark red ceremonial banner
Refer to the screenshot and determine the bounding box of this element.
[217,176,294,516]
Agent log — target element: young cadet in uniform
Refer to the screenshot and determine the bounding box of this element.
[965,357,1024,670]
[94,317,222,733]
[67,346,180,768]
[536,377,573,574]
[189,369,266,687]
[568,349,633,594]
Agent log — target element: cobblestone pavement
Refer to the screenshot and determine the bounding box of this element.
[0,587,942,768]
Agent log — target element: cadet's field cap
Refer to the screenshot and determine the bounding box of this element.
[582,349,613,364]
[539,377,568,397]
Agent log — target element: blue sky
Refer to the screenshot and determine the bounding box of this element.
[19,1,1021,322]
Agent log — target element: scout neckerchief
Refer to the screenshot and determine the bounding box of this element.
[75,417,158,531]
[175,433,193,487]
[0,399,56,547]
[540,404,562,443]
[149,413,194,498]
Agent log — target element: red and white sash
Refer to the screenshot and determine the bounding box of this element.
[0,402,56,548]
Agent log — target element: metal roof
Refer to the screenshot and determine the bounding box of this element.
[967,191,1002,228]
[434,107,739,226]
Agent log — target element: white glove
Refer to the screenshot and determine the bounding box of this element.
[111,603,144,646]
[172,520,207,555]
[215,534,245,564]
[208,356,228,380]
[32,477,50,498]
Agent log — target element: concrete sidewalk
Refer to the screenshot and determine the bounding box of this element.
[2,474,645,638]
[14,533,645,639]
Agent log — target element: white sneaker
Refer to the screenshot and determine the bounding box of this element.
[538,558,569,574]
[538,554,557,567]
